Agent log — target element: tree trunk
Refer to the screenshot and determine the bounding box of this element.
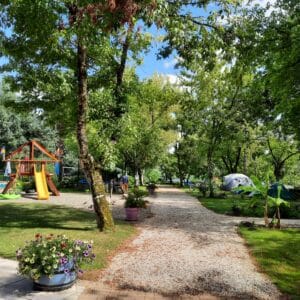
[264,200,269,227]
[134,170,139,187]
[56,138,65,182]
[176,153,184,187]
[138,168,144,186]
[243,147,248,175]
[233,147,241,173]
[207,151,214,198]
[77,41,114,231]
[274,164,284,182]
[276,206,281,229]
[114,29,131,119]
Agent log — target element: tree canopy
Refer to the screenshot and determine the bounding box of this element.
[0,0,299,225]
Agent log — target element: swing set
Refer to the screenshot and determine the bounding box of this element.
[2,140,60,200]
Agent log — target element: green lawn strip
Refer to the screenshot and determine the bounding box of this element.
[0,203,136,271]
[185,188,263,216]
[200,197,264,216]
[239,227,300,298]
[185,188,300,218]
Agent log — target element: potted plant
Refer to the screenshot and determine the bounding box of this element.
[147,183,158,195]
[124,188,148,221]
[16,233,95,291]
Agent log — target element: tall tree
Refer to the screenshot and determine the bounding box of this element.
[266,135,300,182]
[0,0,157,230]
[117,75,179,184]
[232,0,300,140]
[0,86,58,157]
[0,0,242,229]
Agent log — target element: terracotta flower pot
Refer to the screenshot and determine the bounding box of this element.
[125,207,139,221]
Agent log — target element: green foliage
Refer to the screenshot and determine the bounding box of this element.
[231,199,243,216]
[0,93,58,155]
[117,75,179,174]
[145,168,161,184]
[268,186,289,209]
[237,176,291,227]
[240,227,300,298]
[124,188,148,208]
[266,135,300,181]
[234,1,300,140]
[160,154,177,183]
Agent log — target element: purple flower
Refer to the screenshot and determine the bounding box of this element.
[83,250,89,257]
[64,269,69,274]
[87,244,92,249]
[91,254,96,259]
[60,257,68,264]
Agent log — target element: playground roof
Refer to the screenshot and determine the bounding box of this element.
[5,140,59,162]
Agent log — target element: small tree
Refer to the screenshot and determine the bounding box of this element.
[268,185,290,229]
[237,176,271,227]
[238,176,289,229]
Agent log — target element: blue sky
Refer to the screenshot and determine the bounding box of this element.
[135,42,178,80]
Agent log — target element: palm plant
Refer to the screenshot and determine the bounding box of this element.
[236,176,289,228]
[236,176,270,227]
[268,185,290,228]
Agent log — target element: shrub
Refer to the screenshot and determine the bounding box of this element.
[232,203,242,216]
[124,188,148,208]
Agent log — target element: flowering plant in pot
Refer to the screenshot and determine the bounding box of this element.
[124,188,148,221]
[16,233,95,291]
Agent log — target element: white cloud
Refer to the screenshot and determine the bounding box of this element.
[163,74,180,85]
[163,56,183,69]
[249,0,276,7]
[243,0,278,16]
[163,61,174,69]
[158,73,192,92]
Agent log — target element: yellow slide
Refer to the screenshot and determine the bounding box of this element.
[34,164,49,200]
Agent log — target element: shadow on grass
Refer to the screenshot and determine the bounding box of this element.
[0,203,96,231]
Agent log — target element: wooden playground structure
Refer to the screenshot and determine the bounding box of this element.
[2,140,60,200]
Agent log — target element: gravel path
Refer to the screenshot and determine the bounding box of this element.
[87,186,281,299]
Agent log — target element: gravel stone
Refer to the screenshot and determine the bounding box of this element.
[98,187,281,299]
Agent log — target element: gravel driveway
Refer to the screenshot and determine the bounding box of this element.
[81,186,281,299]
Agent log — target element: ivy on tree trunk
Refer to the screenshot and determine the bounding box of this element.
[77,40,114,231]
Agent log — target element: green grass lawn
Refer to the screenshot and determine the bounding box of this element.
[200,196,264,216]
[0,203,135,272]
[239,227,300,299]
[186,188,300,219]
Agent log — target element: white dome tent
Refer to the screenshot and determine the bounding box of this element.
[222,173,254,191]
